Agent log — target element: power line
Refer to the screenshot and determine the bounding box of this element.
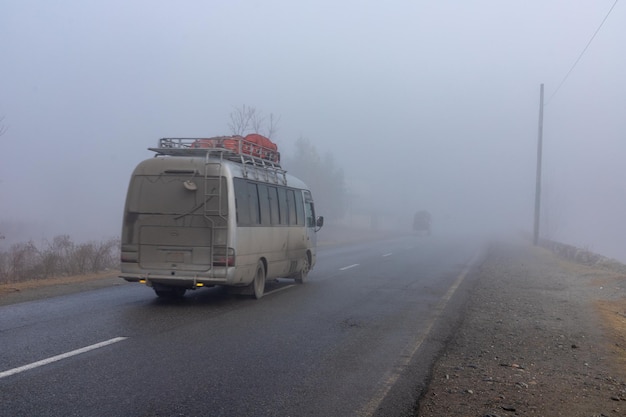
[547,0,619,104]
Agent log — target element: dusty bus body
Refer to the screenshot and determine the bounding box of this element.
[120,137,323,299]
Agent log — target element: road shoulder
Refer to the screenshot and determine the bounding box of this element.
[417,242,626,416]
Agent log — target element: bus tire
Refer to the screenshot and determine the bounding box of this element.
[250,260,266,299]
[295,254,310,284]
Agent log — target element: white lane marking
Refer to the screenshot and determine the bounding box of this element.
[382,253,392,257]
[0,337,128,379]
[358,251,481,417]
[339,264,359,271]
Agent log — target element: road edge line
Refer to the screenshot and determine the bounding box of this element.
[358,251,481,416]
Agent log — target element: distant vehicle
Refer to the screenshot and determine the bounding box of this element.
[413,210,431,236]
[120,135,324,299]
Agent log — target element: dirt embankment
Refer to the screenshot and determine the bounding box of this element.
[0,271,122,307]
[417,242,626,417]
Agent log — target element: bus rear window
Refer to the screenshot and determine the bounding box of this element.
[127,175,226,215]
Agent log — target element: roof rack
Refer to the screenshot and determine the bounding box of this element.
[149,136,282,167]
[149,137,287,184]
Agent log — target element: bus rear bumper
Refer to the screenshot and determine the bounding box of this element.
[120,269,233,289]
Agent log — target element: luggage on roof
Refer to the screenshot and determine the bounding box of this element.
[153,134,281,164]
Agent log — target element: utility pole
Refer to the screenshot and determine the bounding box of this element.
[533,84,544,245]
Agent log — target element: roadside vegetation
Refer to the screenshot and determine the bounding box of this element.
[0,235,119,284]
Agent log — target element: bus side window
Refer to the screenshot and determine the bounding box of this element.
[286,189,297,226]
[304,191,315,227]
[257,184,271,226]
[277,187,288,225]
[247,182,260,225]
[234,178,250,225]
[268,186,280,225]
[295,190,305,226]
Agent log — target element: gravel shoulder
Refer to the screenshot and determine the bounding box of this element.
[417,241,626,417]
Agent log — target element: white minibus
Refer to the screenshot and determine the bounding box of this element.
[120,136,323,299]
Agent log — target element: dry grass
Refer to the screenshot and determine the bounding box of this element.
[0,271,120,296]
[541,245,626,373]
[595,297,626,370]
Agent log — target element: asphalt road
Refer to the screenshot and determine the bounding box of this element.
[0,234,482,417]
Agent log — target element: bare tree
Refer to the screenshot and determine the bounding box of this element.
[228,105,280,139]
[0,235,120,283]
[6,241,38,282]
[228,105,256,136]
[283,137,347,222]
[0,116,6,240]
[250,110,265,134]
[0,116,6,137]
[265,113,281,139]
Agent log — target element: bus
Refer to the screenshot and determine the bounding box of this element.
[119,136,324,299]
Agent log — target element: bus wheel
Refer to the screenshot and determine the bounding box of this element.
[295,255,310,284]
[154,285,186,299]
[250,260,266,299]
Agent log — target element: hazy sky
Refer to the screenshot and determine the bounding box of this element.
[1,1,624,260]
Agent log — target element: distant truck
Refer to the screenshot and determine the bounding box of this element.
[119,135,324,299]
[413,210,431,235]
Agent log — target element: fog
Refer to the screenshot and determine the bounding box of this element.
[1,1,624,261]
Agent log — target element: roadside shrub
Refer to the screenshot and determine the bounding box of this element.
[0,236,119,284]
[5,241,38,283]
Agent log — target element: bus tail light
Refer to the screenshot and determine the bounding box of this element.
[213,247,235,267]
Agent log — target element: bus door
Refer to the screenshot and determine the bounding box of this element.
[303,190,317,248]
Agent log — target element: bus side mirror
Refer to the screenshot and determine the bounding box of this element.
[315,216,324,231]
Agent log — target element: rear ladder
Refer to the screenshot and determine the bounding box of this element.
[203,151,229,279]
